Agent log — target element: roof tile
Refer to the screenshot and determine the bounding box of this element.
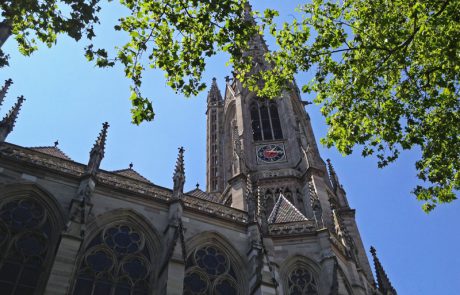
[112,168,152,184]
[30,146,72,161]
[268,194,308,224]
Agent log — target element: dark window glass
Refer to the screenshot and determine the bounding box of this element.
[287,266,318,295]
[0,198,56,295]
[72,224,152,295]
[260,105,273,140]
[265,195,275,216]
[250,100,283,141]
[183,245,240,295]
[270,103,283,139]
[250,103,262,141]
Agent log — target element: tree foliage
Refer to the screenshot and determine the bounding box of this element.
[0,0,101,65]
[1,0,459,211]
[262,0,459,212]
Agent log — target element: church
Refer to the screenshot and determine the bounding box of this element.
[0,11,397,295]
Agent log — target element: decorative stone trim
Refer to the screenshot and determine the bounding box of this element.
[268,220,316,236]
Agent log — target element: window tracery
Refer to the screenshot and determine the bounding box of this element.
[287,266,318,295]
[250,100,283,141]
[183,245,240,295]
[72,223,153,295]
[0,198,56,295]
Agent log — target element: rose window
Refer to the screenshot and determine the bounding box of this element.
[183,245,240,295]
[73,224,153,295]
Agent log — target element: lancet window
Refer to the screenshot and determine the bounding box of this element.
[183,245,241,295]
[287,266,318,295]
[0,197,58,295]
[250,100,283,141]
[72,223,153,295]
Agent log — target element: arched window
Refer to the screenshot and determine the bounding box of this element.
[250,100,283,141]
[72,223,154,295]
[264,190,275,217]
[287,266,318,295]
[183,245,241,295]
[0,197,59,295]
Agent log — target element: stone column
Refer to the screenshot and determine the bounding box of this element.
[165,250,185,295]
[44,233,82,294]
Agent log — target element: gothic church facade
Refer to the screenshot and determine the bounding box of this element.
[0,14,396,295]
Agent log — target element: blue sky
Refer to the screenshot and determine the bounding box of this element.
[1,1,459,294]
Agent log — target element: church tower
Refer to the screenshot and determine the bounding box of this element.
[203,6,392,294]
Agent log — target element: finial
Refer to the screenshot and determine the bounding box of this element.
[370,246,397,295]
[172,146,185,198]
[196,182,199,189]
[207,78,223,104]
[85,122,109,175]
[0,78,13,107]
[0,95,25,142]
[54,140,59,147]
[129,162,133,169]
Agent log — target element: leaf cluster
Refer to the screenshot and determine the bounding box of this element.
[1,0,101,65]
[262,0,459,211]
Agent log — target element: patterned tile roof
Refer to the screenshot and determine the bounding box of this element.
[30,146,72,161]
[186,188,220,203]
[112,168,152,184]
[268,194,308,224]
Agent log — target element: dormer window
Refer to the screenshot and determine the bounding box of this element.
[250,100,283,141]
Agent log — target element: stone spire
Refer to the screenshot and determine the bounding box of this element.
[0,78,12,107]
[207,77,223,104]
[242,2,269,70]
[326,159,340,192]
[0,95,25,142]
[86,122,109,175]
[370,246,397,295]
[172,146,185,198]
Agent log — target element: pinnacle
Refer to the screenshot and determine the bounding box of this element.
[172,146,186,198]
[91,121,109,158]
[326,158,339,191]
[0,78,13,107]
[174,146,185,175]
[85,122,109,175]
[370,246,397,295]
[207,78,223,103]
[0,95,25,142]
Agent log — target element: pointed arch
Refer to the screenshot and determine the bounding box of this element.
[249,98,283,141]
[183,231,248,295]
[280,255,320,295]
[0,183,66,295]
[71,208,162,295]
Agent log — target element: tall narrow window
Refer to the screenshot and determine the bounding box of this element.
[250,102,262,141]
[183,245,241,295]
[260,104,273,140]
[250,100,283,141]
[72,224,153,295]
[269,102,283,139]
[0,198,57,295]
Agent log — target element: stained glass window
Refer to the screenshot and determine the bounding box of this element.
[0,198,56,295]
[250,100,283,141]
[287,266,318,295]
[73,224,152,295]
[183,245,240,295]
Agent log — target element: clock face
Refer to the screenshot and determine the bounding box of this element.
[256,144,286,163]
